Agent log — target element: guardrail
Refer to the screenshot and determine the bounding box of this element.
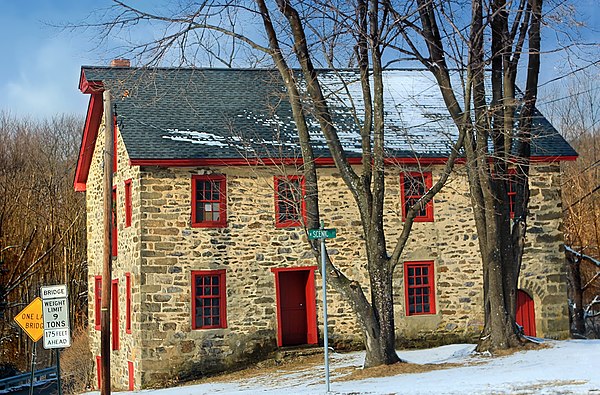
[0,367,57,391]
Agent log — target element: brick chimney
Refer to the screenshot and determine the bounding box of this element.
[110,59,131,68]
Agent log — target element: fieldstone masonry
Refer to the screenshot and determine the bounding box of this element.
[86,120,569,389]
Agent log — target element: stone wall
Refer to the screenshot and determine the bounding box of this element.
[87,118,142,390]
[86,120,570,389]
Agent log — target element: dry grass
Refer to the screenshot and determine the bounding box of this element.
[336,361,463,382]
[483,341,550,358]
[190,353,325,384]
[60,328,94,395]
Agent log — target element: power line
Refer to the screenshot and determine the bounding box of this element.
[563,183,600,212]
[561,158,600,186]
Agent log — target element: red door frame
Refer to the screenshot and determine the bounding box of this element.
[272,266,318,347]
[112,279,119,350]
[516,289,536,337]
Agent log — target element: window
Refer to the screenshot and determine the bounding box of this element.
[404,261,436,316]
[112,186,117,256]
[94,276,102,330]
[192,270,227,329]
[112,279,119,350]
[124,179,132,228]
[507,170,517,219]
[400,172,434,222]
[125,273,132,334]
[274,176,305,228]
[191,175,227,228]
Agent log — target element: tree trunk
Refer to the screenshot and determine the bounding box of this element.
[566,251,586,336]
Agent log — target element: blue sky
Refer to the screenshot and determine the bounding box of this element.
[0,1,597,119]
[0,1,114,118]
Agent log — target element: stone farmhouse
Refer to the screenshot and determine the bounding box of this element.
[75,63,577,389]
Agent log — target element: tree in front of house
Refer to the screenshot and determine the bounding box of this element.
[382,0,547,351]
[86,0,467,367]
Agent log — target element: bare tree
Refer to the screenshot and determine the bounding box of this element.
[546,71,600,337]
[380,0,554,351]
[0,113,87,370]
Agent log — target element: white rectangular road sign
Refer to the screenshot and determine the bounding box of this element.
[41,285,71,349]
[41,284,68,299]
[42,298,69,328]
[44,328,71,348]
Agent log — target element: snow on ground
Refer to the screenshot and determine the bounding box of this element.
[88,340,600,395]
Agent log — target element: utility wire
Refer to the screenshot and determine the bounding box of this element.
[563,183,600,212]
[561,158,600,186]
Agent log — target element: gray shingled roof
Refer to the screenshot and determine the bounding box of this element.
[80,67,577,161]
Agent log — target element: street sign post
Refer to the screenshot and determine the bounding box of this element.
[41,285,71,349]
[308,228,337,240]
[14,297,43,342]
[308,222,337,393]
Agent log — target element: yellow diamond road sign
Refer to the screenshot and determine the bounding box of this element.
[14,297,43,342]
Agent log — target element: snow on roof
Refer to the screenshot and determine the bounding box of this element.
[80,67,576,162]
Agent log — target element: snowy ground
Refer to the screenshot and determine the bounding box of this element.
[88,339,600,395]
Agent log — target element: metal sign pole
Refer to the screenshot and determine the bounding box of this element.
[28,342,36,395]
[56,349,63,395]
[320,220,330,393]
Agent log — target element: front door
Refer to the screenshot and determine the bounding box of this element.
[273,267,318,347]
[280,270,308,346]
[516,289,536,337]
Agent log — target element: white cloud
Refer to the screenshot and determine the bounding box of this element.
[2,38,89,119]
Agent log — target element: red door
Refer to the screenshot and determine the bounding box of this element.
[516,289,536,337]
[279,271,308,346]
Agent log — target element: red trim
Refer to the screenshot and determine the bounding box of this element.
[113,116,118,173]
[530,155,577,162]
[124,179,132,228]
[191,270,227,329]
[125,273,132,334]
[79,69,105,94]
[507,169,517,219]
[191,175,227,228]
[74,93,103,191]
[96,356,102,390]
[129,155,576,168]
[274,176,306,228]
[112,279,119,350]
[94,276,102,331]
[112,187,118,257]
[130,157,454,167]
[128,361,134,391]
[271,266,318,347]
[404,261,436,316]
[400,172,434,222]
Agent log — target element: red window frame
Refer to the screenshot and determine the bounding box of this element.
[128,361,134,391]
[124,179,132,228]
[112,186,117,256]
[404,261,436,316]
[125,273,132,334]
[191,270,227,329]
[400,172,434,222]
[274,176,306,228]
[94,276,102,330]
[191,175,227,228]
[96,355,102,390]
[112,279,119,350]
[507,169,517,219]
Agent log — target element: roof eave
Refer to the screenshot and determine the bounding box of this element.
[74,69,105,192]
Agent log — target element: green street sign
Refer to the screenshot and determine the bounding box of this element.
[308,228,337,240]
